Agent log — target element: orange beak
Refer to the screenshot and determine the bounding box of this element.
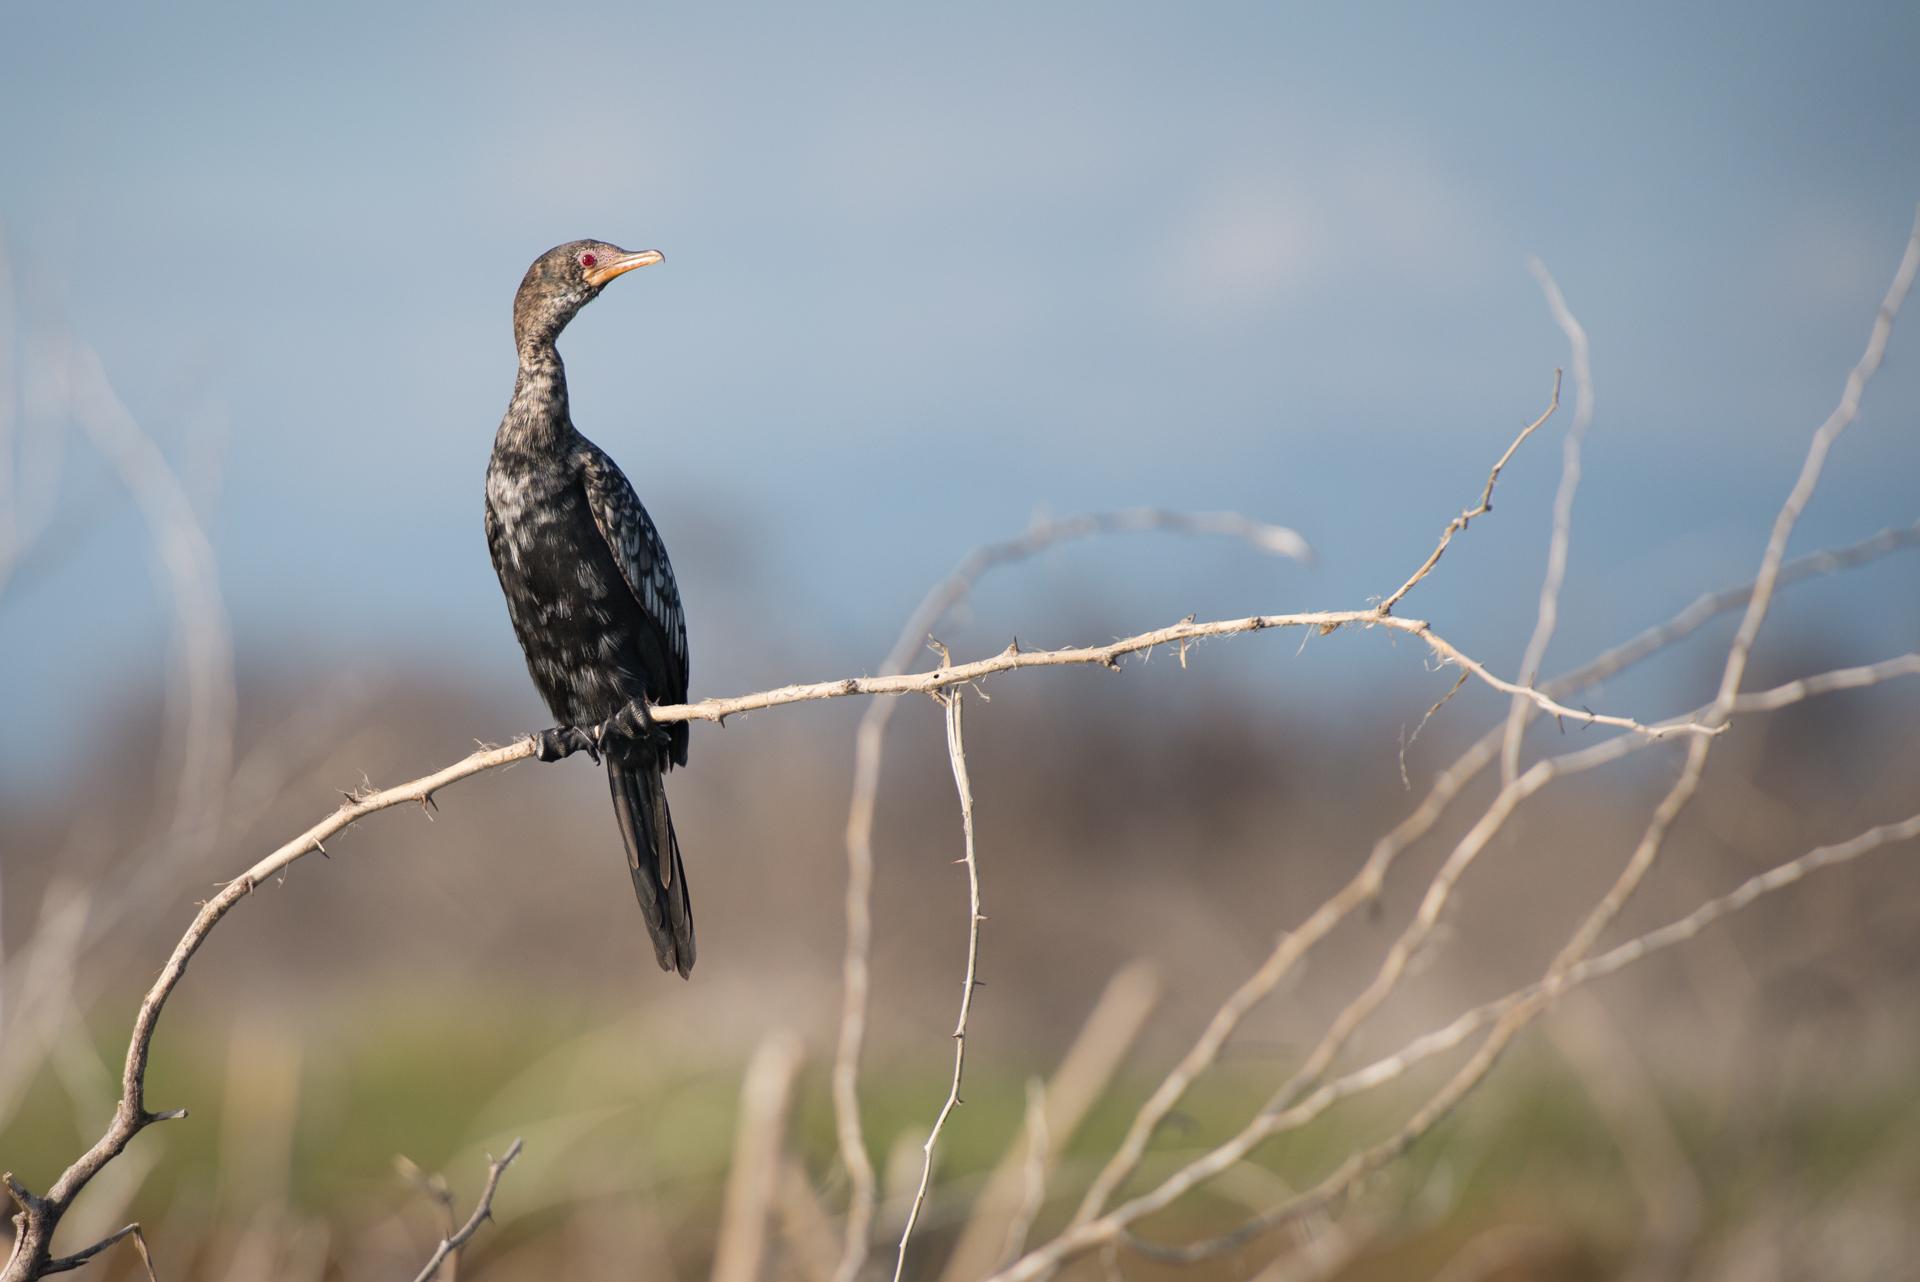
[584,249,664,287]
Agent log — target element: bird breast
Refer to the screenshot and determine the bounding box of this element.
[486,463,565,571]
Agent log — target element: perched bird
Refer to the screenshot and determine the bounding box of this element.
[485,240,696,977]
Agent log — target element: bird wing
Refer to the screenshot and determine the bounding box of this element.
[576,440,690,697]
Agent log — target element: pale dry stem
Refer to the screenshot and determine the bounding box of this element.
[408,1139,524,1282]
[828,508,1318,1282]
[1503,259,1595,785]
[1378,370,1561,614]
[891,692,984,1282]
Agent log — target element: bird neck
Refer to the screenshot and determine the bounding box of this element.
[500,341,574,452]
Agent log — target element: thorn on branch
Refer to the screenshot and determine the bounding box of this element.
[406,1138,524,1282]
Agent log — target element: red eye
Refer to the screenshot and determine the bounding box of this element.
[579,252,598,268]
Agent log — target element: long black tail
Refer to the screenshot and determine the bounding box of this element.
[606,755,695,977]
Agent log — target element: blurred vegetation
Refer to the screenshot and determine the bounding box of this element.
[5,993,1920,1280]
[4,640,1919,1278]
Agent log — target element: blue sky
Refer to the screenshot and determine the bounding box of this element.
[3,2,1918,784]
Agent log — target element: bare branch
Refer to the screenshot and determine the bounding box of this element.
[0,328,238,1147]
[12,207,1913,1282]
[941,963,1159,1282]
[1018,632,1920,1275]
[1379,370,1561,614]
[0,733,530,1282]
[892,692,984,1282]
[1503,259,1595,784]
[1511,201,1920,1038]
[1020,202,1920,1279]
[1070,567,1919,1229]
[1015,806,1920,1275]
[1094,635,1920,1262]
[831,508,1303,1282]
[9,586,1679,1280]
[1549,517,1920,698]
[660,608,1709,740]
[408,1139,523,1282]
[41,1223,155,1280]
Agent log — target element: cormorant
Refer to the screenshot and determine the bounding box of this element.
[485,239,695,977]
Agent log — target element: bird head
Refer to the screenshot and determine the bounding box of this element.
[513,239,664,353]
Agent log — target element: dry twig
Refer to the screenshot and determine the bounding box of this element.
[662,609,1708,739]
[1502,259,1595,784]
[1041,806,1920,1271]
[892,692,984,1282]
[408,1139,524,1282]
[1023,204,1920,1277]
[1378,370,1561,613]
[940,963,1160,1282]
[832,508,1304,1282]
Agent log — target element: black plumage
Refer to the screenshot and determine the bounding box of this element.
[485,239,696,977]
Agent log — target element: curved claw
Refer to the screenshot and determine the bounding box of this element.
[534,725,601,763]
[593,699,671,752]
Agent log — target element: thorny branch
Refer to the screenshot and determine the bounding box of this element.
[831,508,1307,1282]
[892,692,984,1282]
[0,741,529,1282]
[3,541,1590,1281]
[659,607,1711,739]
[407,1139,524,1282]
[1067,540,1920,1232]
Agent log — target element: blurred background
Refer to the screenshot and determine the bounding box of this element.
[3,3,1919,1279]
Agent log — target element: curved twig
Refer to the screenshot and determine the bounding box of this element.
[1379,371,1562,614]
[1502,259,1595,784]
[831,508,1306,1282]
[892,692,984,1282]
[408,1139,524,1282]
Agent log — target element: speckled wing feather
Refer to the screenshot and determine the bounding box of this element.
[576,439,691,700]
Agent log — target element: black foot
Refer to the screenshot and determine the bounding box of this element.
[534,725,601,764]
[592,698,672,752]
